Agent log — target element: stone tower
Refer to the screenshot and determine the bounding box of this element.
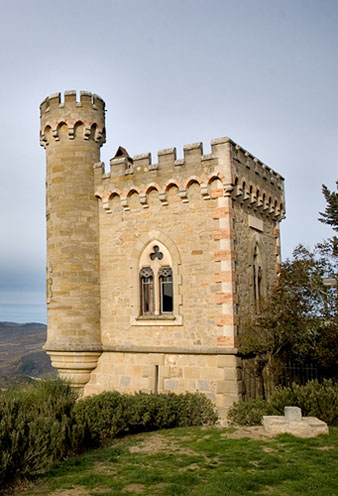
[40,90,285,418]
[40,91,106,390]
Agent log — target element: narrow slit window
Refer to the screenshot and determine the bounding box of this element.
[159,267,173,314]
[154,365,159,394]
[140,267,154,315]
[253,246,262,312]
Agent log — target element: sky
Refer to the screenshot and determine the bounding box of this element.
[0,0,337,323]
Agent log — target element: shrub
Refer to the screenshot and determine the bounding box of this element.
[0,379,79,489]
[227,399,274,426]
[270,379,338,425]
[72,391,130,446]
[74,391,218,445]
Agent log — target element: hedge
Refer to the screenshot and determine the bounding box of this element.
[0,380,217,491]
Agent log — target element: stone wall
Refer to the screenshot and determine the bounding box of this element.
[85,352,242,418]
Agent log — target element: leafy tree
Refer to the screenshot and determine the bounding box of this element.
[239,244,337,399]
[240,245,337,362]
[319,182,338,254]
[319,182,338,231]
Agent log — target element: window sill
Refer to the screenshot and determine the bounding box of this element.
[137,314,176,321]
[131,314,183,326]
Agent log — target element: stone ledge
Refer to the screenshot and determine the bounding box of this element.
[101,345,238,355]
[263,414,329,438]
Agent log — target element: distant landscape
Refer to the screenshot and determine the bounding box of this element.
[0,321,54,388]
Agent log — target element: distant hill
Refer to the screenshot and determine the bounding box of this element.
[0,322,54,381]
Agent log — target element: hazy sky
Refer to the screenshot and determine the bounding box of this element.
[0,0,337,322]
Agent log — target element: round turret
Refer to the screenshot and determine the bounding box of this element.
[40,91,106,391]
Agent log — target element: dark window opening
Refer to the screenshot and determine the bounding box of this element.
[253,247,262,312]
[140,267,154,315]
[154,365,159,394]
[159,267,173,314]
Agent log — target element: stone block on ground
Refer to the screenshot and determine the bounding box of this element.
[263,406,328,438]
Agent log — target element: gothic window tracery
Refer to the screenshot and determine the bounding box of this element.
[139,242,174,318]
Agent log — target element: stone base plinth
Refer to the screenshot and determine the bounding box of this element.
[83,350,242,420]
[47,350,102,395]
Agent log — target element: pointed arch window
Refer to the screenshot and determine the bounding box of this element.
[132,235,182,326]
[138,242,174,319]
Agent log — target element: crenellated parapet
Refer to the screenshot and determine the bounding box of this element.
[40,90,106,148]
[104,141,215,177]
[94,137,285,221]
[228,139,285,218]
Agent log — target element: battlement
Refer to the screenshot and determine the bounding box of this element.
[226,137,284,182]
[40,90,105,115]
[94,137,285,221]
[103,137,284,191]
[40,91,106,148]
[107,141,213,177]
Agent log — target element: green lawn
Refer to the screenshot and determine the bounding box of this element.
[19,426,338,496]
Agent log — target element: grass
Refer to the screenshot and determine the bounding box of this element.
[16,426,338,496]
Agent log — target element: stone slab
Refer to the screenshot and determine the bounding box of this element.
[263,415,328,438]
[284,406,302,421]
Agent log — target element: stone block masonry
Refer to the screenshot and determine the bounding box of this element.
[40,90,285,418]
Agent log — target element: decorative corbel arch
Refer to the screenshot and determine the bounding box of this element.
[164,179,181,192]
[40,125,52,148]
[184,176,202,188]
[208,175,224,199]
[53,121,68,141]
[145,182,161,194]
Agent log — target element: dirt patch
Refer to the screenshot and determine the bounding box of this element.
[49,487,91,496]
[262,446,277,453]
[93,461,117,475]
[129,427,276,458]
[221,426,275,440]
[124,484,145,493]
[152,483,169,490]
[129,433,198,457]
[179,463,199,472]
[129,434,171,454]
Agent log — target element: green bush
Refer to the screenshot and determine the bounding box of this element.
[0,379,79,490]
[270,379,338,425]
[74,391,218,445]
[227,399,274,426]
[72,391,130,446]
